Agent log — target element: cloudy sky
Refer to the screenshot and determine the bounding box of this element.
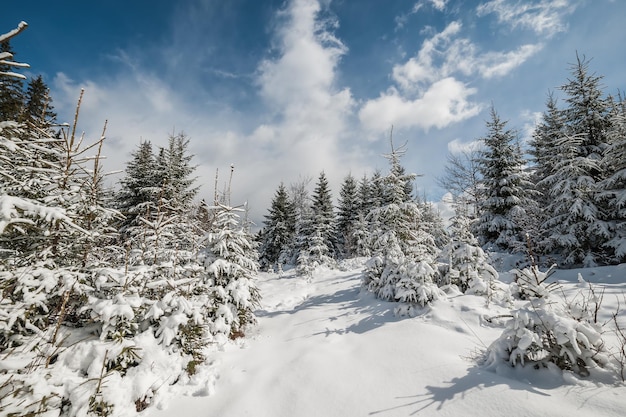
[3,0,625,225]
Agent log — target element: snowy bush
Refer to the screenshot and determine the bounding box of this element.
[483,266,611,376]
[439,241,499,295]
[364,253,444,308]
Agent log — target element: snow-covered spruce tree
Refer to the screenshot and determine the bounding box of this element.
[418,197,449,250]
[439,200,498,295]
[259,182,296,270]
[296,172,337,275]
[599,95,626,262]
[119,133,201,266]
[311,171,338,257]
[0,30,118,359]
[363,136,443,308]
[336,173,360,258]
[482,265,610,376]
[22,74,56,129]
[203,203,261,342]
[475,106,537,253]
[116,140,160,232]
[350,174,374,257]
[369,170,386,209]
[529,93,565,208]
[540,55,612,267]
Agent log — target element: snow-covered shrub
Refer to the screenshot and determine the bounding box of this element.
[510,264,558,300]
[439,241,499,295]
[483,266,610,376]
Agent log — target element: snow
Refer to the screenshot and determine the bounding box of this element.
[145,261,626,417]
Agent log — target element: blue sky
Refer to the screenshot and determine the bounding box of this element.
[2,0,625,224]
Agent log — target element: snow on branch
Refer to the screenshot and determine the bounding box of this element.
[0,21,28,43]
[0,195,89,235]
[0,21,30,79]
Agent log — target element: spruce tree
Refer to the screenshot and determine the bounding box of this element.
[160,132,198,214]
[541,56,612,266]
[259,183,296,269]
[529,93,566,253]
[363,138,443,307]
[599,96,626,262]
[116,140,160,232]
[296,172,337,273]
[22,75,56,128]
[204,204,261,340]
[439,201,498,294]
[310,171,337,258]
[336,174,360,258]
[475,106,536,252]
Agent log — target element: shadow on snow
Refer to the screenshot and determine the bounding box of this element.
[255,271,408,335]
[369,366,554,416]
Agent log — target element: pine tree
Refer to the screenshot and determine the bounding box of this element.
[530,92,566,203]
[369,170,386,209]
[599,95,626,262]
[295,172,337,274]
[475,106,536,252]
[336,174,360,258]
[363,138,443,307]
[528,93,566,253]
[22,75,56,128]
[259,183,296,269]
[439,201,498,294]
[541,56,612,266]
[160,132,198,214]
[117,140,158,226]
[312,172,337,254]
[204,204,261,340]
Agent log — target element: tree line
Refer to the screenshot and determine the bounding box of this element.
[440,54,626,268]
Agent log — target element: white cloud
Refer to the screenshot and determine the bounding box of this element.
[48,0,363,227]
[362,20,540,135]
[392,21,542,92]
[429,0,448,11]
[359,78,482,133]
[447,138,482,154]
[477,0,579,38]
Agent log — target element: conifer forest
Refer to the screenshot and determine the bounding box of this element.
[1,20,626,417]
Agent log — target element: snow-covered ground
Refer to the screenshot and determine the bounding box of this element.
[148,261,626,417]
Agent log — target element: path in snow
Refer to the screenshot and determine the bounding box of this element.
[149,266,626,417]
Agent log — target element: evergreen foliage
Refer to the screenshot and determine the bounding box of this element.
[22,75,56,128]
[295,172,337,274]
[475,106,536,252]
[600,96,626,261]
[439,201,498,294]
[204,204,261,340]
[0,40,26,122]
[539,56,612,266]
[259,183,296,269]
[484,266,609,376]
[336,174,360,258]
[362,138,443,307]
